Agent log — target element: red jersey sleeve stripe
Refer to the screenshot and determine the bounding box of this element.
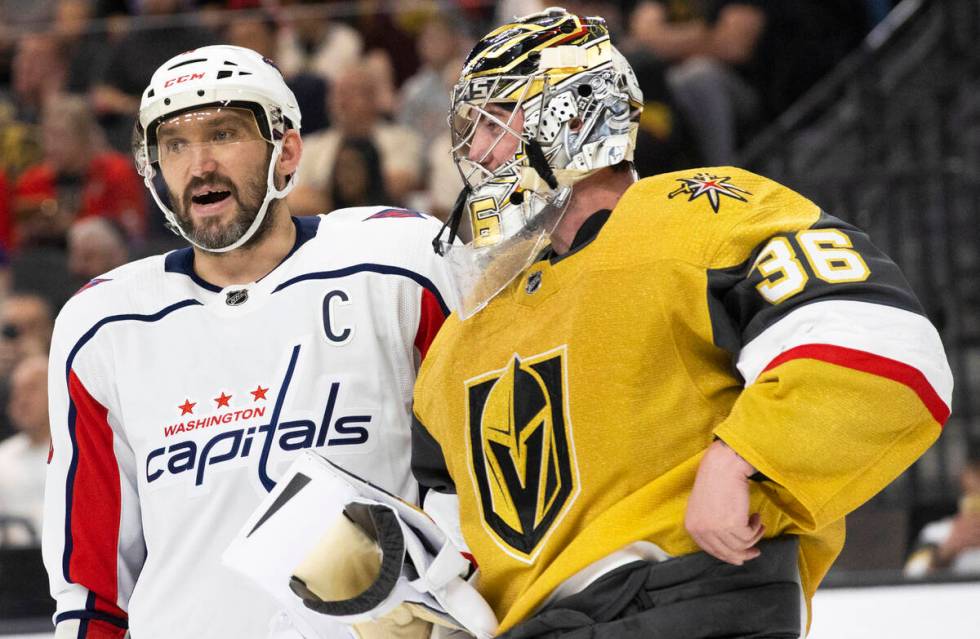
[66,370,124,617]
[415,287,447,361]
[761,344,950,425]
[80,618,128,639]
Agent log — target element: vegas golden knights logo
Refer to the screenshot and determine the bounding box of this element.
[466,348,577,562]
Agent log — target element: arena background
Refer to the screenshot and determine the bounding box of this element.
[0,0,976,635]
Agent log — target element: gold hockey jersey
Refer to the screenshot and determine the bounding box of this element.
[412,167,951,632]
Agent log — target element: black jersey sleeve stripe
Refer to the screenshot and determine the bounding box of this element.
[706,211,924,358]
[411,411,456,495]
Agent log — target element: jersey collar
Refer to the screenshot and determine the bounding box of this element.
[164,215,321,292]
[541,208,612,264]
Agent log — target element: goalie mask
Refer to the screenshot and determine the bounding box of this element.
[434,7,643,319]
[133,45,301,253]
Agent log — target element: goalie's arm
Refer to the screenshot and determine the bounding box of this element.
[704,211,952,531]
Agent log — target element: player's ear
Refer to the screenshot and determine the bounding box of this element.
[277,129,302,181]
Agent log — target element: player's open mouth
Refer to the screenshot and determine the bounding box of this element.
[191,190,231,205]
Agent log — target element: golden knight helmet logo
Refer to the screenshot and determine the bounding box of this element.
[467,349,576,561]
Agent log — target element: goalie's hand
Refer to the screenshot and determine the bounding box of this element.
[684,439,764,565]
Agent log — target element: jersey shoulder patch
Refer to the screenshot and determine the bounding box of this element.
[55,253,187,350]
[62,254,182,314]
[607,167,821,268]
[72,277,113,297]
[310,208,446,274]
[628,167,811,219]
[362,207,428,221]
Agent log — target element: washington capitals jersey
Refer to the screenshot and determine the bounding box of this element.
[411,168,952,632]
[43,210,458,639]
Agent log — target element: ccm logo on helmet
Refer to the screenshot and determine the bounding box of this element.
[164,72,205,88]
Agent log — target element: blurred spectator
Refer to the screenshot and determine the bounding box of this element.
[224,9,278,59]
[397,16,463,150]
[13,93,146,249]
[353,1,420,90]
[625,47,702,174]
[193,1,267,28]
[0,0,59,31]
[277,0,363,85]
[291,64,422,215]
[286,72,330,136]
[0,294,52,442]
[629,0,867,164]
[67,216,129,285]
[0,355,49,547]
[496,0,544,26]
[329,136,389,210]
[423,131,465,228]
[90,0,217,151]
[905,457,980,577]
[56,0,112,94]
[0,32,66,178]
[194,0,233,32]
[0,293,52,380]
[225,10,330,134]
[418,52,467,223]
[364,47,398,119]
[629,0,766,165]
[1,32,67,125]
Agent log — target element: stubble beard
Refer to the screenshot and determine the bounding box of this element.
[172,166,277,252]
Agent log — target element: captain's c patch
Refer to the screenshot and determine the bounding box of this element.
[465,346,578,563]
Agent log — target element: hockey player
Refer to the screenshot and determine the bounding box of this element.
[411,8,952,637]
[43,45,457,638]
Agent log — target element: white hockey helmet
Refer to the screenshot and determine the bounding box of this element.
[133,45,301,252]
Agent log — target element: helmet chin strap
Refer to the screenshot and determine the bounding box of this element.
[523,139,559,190]
[150,140,294,254]
[432,186,471,256]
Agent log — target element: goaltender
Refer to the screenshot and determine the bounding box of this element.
[411,7,952,638]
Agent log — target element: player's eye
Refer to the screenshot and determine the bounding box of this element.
[163,139,187,154]
[212,129,237,143]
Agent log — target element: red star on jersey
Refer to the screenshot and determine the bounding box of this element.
[251,385,268,401]
[179,399,196,415]
[214,392,232,408]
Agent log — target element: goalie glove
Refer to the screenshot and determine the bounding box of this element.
[290,502,457,639]
[222,452,498,639]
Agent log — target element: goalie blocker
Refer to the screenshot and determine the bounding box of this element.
[221,452,498,639]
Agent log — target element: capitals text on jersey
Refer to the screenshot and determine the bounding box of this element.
[146,344,374,490]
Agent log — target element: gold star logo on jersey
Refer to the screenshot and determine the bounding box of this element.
[465,346,578,563]
[668,172,752,213]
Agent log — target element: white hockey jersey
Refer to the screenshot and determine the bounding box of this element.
[43,209,458,639]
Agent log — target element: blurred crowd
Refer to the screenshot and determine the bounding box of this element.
[3,0,964,575]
